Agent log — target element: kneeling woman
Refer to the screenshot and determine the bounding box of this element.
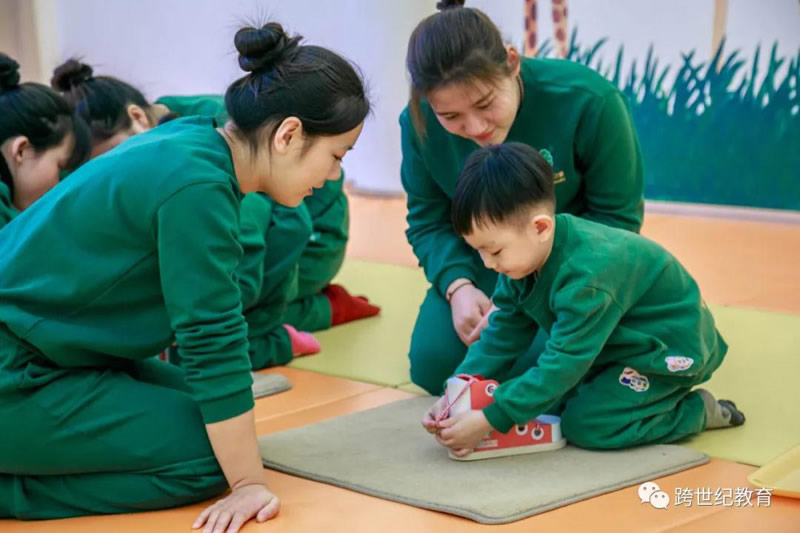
[52,61,379,368]
[0,22,368,532]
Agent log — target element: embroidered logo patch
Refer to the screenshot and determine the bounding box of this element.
[619,367,650,392]
[665,356,694,372]
[539,148,554,167]
[538,149,566,184]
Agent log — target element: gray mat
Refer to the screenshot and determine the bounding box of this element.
[259,397,709,524]
[251,372,291,399]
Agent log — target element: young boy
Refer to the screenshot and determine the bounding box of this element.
[423,143,744,457]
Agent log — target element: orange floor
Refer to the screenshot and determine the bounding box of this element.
[3,193,799,532]
[4,368,797,533]
[347,194,800,314]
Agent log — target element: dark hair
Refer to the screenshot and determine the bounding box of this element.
[406,0,513,136]
[452,143,555,236]
[225,22,370,152]
[0,54,89,199]
[52,58,154,143]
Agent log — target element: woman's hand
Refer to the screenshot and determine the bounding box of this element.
[201,409,276,533]
[193,483,280,533]
[466,304,499,345]
[449,284,492,346]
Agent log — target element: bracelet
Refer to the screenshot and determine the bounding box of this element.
[446,280,473,303]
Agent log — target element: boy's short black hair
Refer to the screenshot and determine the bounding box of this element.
[452,142,556,235]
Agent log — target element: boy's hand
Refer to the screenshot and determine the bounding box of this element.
[422,396,448,434]
[435,410,492,452]
[450,285,492,346]
[466,304,499,345]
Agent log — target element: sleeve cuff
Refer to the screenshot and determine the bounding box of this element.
[273,348,294,367]
[198,384,255,424]
[436,265,478,299]
[483,401,516,434]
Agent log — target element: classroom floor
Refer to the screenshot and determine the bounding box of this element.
[3,193,799,532]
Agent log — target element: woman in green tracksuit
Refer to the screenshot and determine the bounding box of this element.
[53,65,377,365]
[0,22,368,533]
[155,95,372,335]
[154,95,321,364]
[402,2,645,394]
[0,54,88,230]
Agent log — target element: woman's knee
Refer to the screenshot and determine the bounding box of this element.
[409,350,452,395]
[408,289,467,395]
[159,455,228,504]
[408,328,466,395]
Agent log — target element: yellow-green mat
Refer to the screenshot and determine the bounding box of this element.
[293,260,799,466]
[681,306,800,466]
[397,382,430,396]
[289,261,423,386]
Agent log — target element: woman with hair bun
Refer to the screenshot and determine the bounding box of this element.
[52,56,379,371]
[0,22,369,531]
[50,58,171,159]
[0,53,89,228]
[401,1,645,395]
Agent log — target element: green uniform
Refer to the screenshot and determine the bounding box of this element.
[158,94,314,365]
[456,214,725,449]
[238,194,312,368]
[156,94,229,124]
[0,180,18,230]
[283,175,349,332]
[0,117,251,519]
[168,192,313,369]
[159,94,348,333]
[401,57,645,393]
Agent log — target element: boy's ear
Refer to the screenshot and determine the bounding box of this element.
[530,214,554,241]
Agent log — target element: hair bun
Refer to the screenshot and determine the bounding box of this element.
[436,0,466,11]
[235,22,302,73]
[50,59,93,91]
[0,53,21,93]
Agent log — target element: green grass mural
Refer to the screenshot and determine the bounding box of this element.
[536,31,800,211]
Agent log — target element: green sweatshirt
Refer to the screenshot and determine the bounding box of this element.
[0,181,17,230]
[236,193,276,311]
[156,94,337,315]
[158,93,346,253]
[158,94,346,214]
[401,57,645,297]
[456,214,726,433]
[156,94,229,124]
[157,94,276,311]
[0,116,253,424]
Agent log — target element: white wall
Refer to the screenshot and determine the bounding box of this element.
[476,0,800,100]
[52,0,436,194]
[50,0,800,194]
